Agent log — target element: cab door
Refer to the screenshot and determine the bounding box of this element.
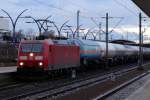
[48,45,52,68]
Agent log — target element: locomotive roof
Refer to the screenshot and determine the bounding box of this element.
[50,39,76,45]
[53,40,68,44]
[20,39,75,45]
[68,39,101,46]
[68,39,139,49]
[20,39,53,44]
[78,39,101,45]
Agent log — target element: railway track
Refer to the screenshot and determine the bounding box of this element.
[5,63,150,100]
[0,82,27,92]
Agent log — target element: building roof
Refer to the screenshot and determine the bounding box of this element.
[132,0,150,17]
[110,39,136,45]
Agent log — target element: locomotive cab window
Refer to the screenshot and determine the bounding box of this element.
[21,43,43,53]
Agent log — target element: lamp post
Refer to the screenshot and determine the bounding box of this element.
[63,28,70,38]
[66,25,74,38]
[84,28,94,39]
[25,16,41,35]
[66,25,82,38]
[48,20,69,39]
[1,9,28,42]
[25,16,51,36]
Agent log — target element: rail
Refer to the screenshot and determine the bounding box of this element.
[6,63,150,100]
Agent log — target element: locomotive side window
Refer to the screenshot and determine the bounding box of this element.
[21,43,43,53]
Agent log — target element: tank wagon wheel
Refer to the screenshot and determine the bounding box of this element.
[108,58,113,66]
[46,71,55,79]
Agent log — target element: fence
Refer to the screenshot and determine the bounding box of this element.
[0,43,17,62]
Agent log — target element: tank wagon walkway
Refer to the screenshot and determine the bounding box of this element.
[126,75,150,100]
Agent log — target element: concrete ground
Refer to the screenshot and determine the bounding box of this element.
[125,75,150,100]
[0,66,17,73]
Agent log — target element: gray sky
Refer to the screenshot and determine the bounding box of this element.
[0,0,149,40]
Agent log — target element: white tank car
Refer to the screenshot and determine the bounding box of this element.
[123,45,135,56]
[68,39,150,64]
[144,48,149,55]
[142,47,150,55]
[96,42,125,58]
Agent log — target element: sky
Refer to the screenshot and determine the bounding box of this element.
[0,0,150,41]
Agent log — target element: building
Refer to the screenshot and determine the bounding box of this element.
[0,18,10,37]
[0,18,10,42]
[132,0,150,17]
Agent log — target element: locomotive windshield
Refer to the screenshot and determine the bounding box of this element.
[21,43,43,53]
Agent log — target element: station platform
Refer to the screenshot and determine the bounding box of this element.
[0,66,17,74]
[126,74,150,100]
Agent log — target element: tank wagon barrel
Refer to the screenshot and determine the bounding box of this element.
[68,39,150,65]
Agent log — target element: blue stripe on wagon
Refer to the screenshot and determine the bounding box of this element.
[80,54,101,59]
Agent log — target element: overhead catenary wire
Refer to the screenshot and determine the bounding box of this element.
[34,0,75,17]
[109,17,124,34]
[33,0,77,26]
[66,0,104,17]
[7,0,146,38]
[65,0,89,12]
[36,0,104,20]
[35,0,150,35]
[123,0,142,13]
[113,0,138,17]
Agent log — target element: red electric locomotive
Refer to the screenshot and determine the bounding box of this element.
[17,39,80,72]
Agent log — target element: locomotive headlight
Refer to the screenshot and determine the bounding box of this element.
[38,62,43,66]
[30,53,34,57]
[19,62,24,66]
[19,56,27,60]
[35,56,43,60]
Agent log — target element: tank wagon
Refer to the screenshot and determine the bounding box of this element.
[68,39,150,65]
[17,39,80,72]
